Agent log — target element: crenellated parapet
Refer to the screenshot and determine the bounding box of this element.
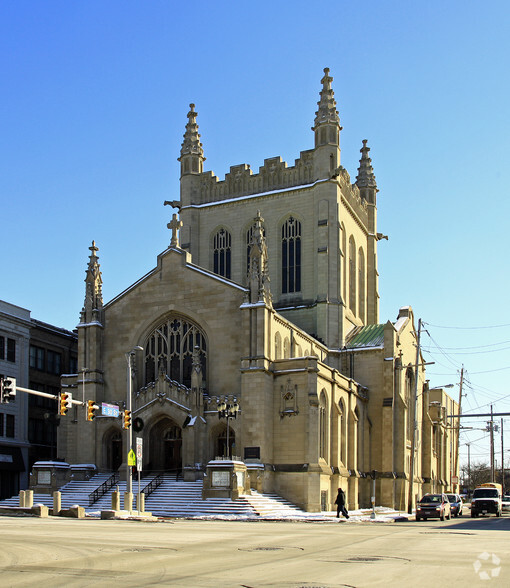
[189,150,315,205]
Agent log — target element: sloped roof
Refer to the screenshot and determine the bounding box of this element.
[345,324,385,349]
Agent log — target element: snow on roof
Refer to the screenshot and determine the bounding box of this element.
[181,180,328,210]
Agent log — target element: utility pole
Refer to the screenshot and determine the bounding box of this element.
[490,405,495,483]
[501,418,505,496]
[466,442,471,487]
[453,367,464,493]
[407,318,422,515]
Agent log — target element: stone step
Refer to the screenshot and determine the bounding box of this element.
[0,473,309,518]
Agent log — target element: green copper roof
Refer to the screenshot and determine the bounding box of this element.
[345,324,385,349]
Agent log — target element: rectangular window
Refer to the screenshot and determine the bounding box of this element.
[47,351,62,375]
[5,414,15,438]
[69,356,78,374]
[0,336,4,360]
[30,346,45,371]
[0,413,4,436]
[6,338,16,362]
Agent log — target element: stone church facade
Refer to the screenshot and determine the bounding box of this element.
[58,69,458,512]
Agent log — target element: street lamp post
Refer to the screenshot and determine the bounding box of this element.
[217,399,239,459]
[126,346,143,499]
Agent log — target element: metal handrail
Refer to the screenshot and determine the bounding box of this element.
[88,472,119,506]
[141,473,163,498]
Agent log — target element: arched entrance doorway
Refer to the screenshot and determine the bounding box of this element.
[104,429,123,472]
[148,417,182,473]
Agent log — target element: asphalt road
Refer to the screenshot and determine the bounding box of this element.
[0,513,509,587]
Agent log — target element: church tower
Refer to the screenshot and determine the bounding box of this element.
[175,68,380,351]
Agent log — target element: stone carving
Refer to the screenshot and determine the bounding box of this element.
[280,379,299,418]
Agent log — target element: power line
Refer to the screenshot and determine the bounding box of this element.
[423,321,510,330]
[421,344,510,356]
[423,339,510,351]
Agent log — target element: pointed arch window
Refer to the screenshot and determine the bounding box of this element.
[340,224,347,304]
[275,332,282,359]
[339,400,346,465]
[213,228,231,279]
[349,236,356,314]
[319,391,328,460]
[282,217,301,294]
[144,315,207,388]
[358,247,365,323]
[405,368,414,441]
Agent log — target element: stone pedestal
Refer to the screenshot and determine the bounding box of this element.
[111,491,120,511]
[69,464,97,481]
[183,463,204,481]
[29,461,70,494]
[124,491,133,512]
[202,459,250,500]
[53,491,61,515]
[246,463,264,492]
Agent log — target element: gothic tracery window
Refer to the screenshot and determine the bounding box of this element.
[144,316,207,388]
[282,217,301,294]
[213,228,231,279]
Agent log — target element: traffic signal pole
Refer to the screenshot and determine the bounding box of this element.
[14,385,83,406]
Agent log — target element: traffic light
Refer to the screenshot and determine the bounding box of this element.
[86,400,97,421]
[59,392,71,416]
[123,410,132,429]
[1,376,16,403]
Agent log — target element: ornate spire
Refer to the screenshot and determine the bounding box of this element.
[178,103,205,175]
[313,68,341,132]
[247,211,272,306]
[356,140,377,189]
[81,240,103,323]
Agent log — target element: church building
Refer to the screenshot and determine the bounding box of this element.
[58,69,458,512]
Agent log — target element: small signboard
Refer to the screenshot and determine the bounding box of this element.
[452,475,459,484]
[136,437,143,472]
[128,449,136,466]
[102,403,120,417]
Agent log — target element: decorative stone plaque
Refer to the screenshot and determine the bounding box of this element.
[37,471,51,485]
[212,471,230,487]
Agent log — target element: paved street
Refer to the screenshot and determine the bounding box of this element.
[0,514,509,587]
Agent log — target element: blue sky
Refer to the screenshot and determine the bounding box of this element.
[2,1,510,471]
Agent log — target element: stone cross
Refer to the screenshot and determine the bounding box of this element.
[167,213,183,247]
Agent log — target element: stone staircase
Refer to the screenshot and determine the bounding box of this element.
[0,472,308,519]
[0,472,114,511]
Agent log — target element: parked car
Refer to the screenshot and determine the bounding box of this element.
[416,493,451,521]
[502,495,510,512]
[446,493,463,517]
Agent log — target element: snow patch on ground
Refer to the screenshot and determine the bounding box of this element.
[87,506,412,523]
